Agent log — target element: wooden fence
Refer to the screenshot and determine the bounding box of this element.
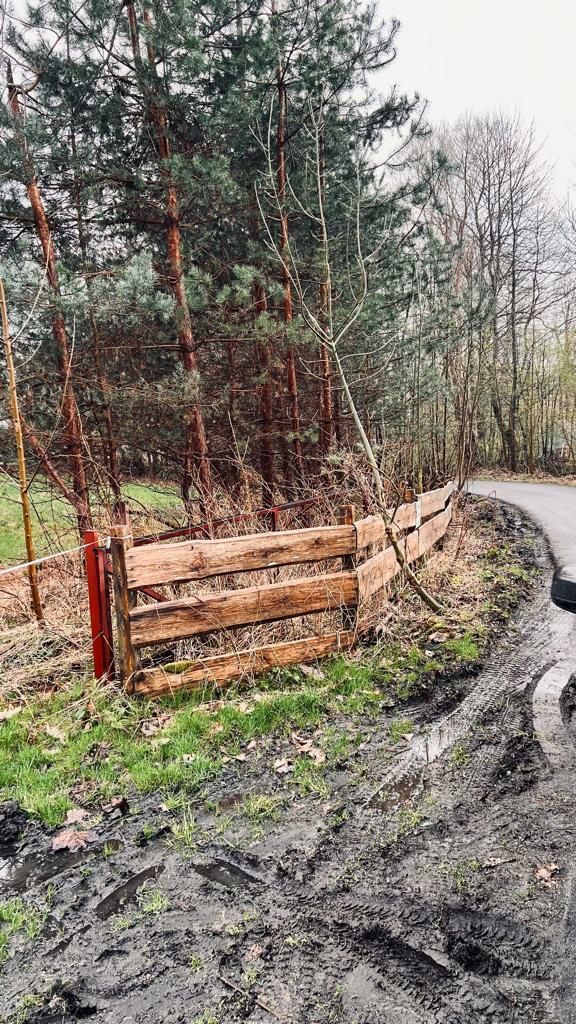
[109,482,454,698]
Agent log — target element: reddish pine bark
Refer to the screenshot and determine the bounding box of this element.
[253,281,275,499]
[127,3,212,514]
[7,67,91,532]
[317,131,335,458]
[276,65,304,483]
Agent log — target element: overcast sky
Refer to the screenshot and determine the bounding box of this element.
[383,0,576,196]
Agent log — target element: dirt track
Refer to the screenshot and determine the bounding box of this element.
[2,497,576,1023]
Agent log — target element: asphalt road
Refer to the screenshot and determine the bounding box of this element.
[468,479,576,567]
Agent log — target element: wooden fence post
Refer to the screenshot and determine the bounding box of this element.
[338,504,357,631]
[110,524,139,690]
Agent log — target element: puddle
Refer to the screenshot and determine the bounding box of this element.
[96,863,165,919]
[193,856,264,889]
[369,772,425,811]
[0,839,123,893]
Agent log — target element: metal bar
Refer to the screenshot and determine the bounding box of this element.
[96,543,115,680]
[84,530,114,680]
[132,498,316,547]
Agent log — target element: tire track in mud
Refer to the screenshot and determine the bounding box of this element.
[366,579,558,811]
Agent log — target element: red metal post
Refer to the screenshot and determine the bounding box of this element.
[84,530,115,680]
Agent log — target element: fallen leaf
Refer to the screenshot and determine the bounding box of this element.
[401,733,415,743]
[535,863,559,887]
[274,757,293,775]
[181,753,196,763]
[299,664,324,681]
[245,943,263,962]
[209,722,224,737]
[65,808,89,825]
[234,753,247,762]
[52,829,97,852]
[246,739,258,751]
[0,706,22,722]
[307,746,326,765]
[291,732,313,753]
[44,724,67,743]
[102,796,129,816]
[140,714,172,738]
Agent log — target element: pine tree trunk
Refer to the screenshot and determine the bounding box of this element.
[317,129,334,458]
[69,117,121,500]
[7,67,91,533]
[276,62,304,485]
[126,3,212,515]
[253,281,275,501]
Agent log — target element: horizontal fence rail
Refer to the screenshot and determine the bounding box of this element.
[104,483,455,697]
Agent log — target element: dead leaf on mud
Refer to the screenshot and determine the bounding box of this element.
[102,796,129,817]
[246,739,258,751]
[44,724,67,743]
[290,733,325,764]
[209,722,224,737]
[52,829,97,852]
[534,863,560,887]
[140,714,172,737]
[245,943,263,961]
[0,706,22,722]
[274,757,293,775]
[64,808,89,825]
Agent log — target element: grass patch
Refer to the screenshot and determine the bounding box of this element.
[0,659,384,824]
[0,896,47,964]
[389,718,413,743]
[242,794,282,827]
[0,477,180,564]
[291,757,329,798]
[136,883,169,914]
[443,857,481,894]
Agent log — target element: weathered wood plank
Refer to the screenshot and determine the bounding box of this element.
[110,525,139,689]
[357,546,398,600]
[354,515,384,549]
[390,502,418,531]
[357,503,452,600]
[339,505,357,631]
[418,481,454,519]
[355,502,417,550]
[416,503,452,556]
[129,570,359,646]
[132,631,357,697]
[126,524,356,588]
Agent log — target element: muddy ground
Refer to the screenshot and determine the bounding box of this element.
[2,501,576,1024]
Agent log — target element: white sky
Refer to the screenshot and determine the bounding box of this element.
[383,0,576,196]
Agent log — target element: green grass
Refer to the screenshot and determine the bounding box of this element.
[0,477,181,564]
[137,883,169,914]
[0,659,389,825]
[0,896,47,964]
[0,478,74,563]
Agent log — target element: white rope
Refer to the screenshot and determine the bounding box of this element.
[0,542,91,578]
